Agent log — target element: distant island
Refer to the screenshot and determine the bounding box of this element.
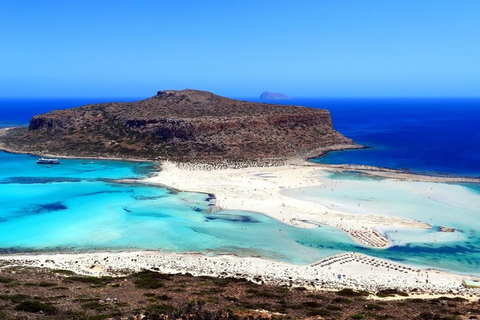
[0,89,355,162]
[259,91,291,100]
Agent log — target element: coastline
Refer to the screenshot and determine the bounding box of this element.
[0,128,152,163]
[1,127,480,296]
[0,250,478,298]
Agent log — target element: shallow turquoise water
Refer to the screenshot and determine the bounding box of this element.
[283,171,480,274]
[0,151,357,264]
[1,151,479,275]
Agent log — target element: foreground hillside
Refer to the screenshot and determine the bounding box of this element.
[0,90,355,161]
[0,266,477,320]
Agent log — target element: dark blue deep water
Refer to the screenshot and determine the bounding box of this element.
[247,97,480,177]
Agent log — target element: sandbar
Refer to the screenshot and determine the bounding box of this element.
[144,160,433,248]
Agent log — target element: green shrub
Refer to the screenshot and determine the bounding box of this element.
[144,292,156,297]
[467,308,480,314]
[364,303,384,310]
[145,303,177,317]
[327,305,343,311]
[39,281,57,287]
[302,301,322,308]
[437,296,468,302]
[64,276,114,287]
[376,288,408,297]
[333,297,352,304]
[157,294,172,301]
[14,300,58,314]
[336,288,370,297]
[0,294,30,303]
[132,271,167,289]
[52,269,76,276]
[81,301,105,311]
[306,309,332,317]
[274,286,290,293]
[409,298,426,303]
[51,286,69,291]
[245,288,280,299]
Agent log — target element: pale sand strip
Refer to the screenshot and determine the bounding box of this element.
[0,251,478,297]
[144,160,430,248]
[325,163,480,183]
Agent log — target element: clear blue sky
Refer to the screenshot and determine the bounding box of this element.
[1,0,479,98]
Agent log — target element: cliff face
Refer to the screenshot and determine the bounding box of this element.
[2,89,355,161]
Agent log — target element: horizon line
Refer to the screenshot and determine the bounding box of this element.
[1,95,480,100]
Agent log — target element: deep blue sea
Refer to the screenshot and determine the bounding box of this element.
[246,97,480,177]
[1,97,479,275]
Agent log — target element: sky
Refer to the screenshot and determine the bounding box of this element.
[0,0,479,98]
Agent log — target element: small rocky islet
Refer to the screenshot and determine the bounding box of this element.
[259,91,291,100]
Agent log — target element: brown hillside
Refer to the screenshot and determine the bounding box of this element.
[0,89,356,161]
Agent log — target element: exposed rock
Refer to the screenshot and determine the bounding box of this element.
[259,91,290,100]
[439,226,455,232]
[0,89,356,161]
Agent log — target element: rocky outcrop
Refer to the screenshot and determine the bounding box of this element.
[1,89,356,161]
[259,91,290,100]
[28,116,74,131]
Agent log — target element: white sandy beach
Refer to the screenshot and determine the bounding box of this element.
[144,160,433,248]
[1,157,480,297]
[0,250,478,298]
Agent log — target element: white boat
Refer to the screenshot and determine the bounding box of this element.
[37,158,60,164]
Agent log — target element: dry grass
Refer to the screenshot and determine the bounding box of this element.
[0,266,477,319]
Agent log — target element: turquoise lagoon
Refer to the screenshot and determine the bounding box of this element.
[0,151,355,264]
[283,171,480,275]
[1,151,480,276]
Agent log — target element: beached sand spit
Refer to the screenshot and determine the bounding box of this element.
[144,160,431,248]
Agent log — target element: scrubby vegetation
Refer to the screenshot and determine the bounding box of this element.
[0,266,477,319]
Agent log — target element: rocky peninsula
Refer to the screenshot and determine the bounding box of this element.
[0,89,356,162]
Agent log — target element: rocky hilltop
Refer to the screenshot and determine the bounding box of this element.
[0,89,355,161]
